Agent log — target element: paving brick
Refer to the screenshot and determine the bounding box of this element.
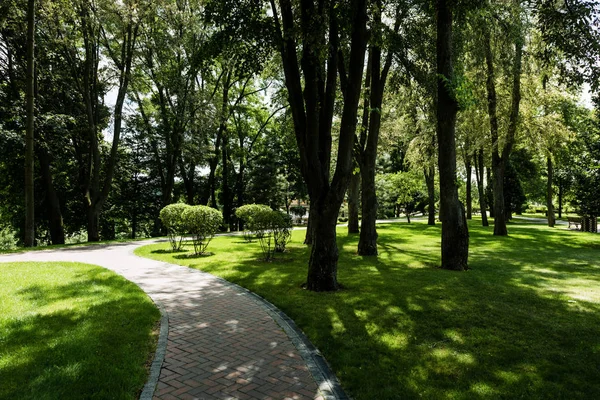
[0,241,324,400]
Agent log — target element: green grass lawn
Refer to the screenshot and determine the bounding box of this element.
[0,262,161,400]
[136,220,600,400]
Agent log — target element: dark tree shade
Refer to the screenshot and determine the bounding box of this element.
[435,0,469,270]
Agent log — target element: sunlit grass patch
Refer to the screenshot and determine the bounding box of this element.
[0,262,160,400]
[137,220,600,399]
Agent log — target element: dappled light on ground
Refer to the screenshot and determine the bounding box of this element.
[137,219,600,399]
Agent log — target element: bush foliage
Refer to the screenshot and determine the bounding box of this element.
[182,205,223,255]
[252,208,293,261]
[159,203,190,251]
[0,226,17,251]
[236,204,272,242]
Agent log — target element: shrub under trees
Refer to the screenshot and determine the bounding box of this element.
[237,206,293,261]
[182,205,223,255]
[159,203,190,251]
[235,204,272,242]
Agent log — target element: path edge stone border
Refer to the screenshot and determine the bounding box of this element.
[139,301,169,400]
[208,274,349,400]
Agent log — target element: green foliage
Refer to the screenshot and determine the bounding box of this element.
[181,206,223,255]
[251,208,293,261]
[159,203,190,251]
[376,172,427,219]
[236,204,272,242]
[0,226,17,251]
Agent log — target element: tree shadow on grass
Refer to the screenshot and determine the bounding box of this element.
[139,223,600,399]
[151,249,187,254]
[174,252,215,259]
[1,268,159,400]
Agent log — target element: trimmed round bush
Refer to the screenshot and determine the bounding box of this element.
[159,203,190,251]
[252,209,293,260]
[236,204,272,242]
[182,205,223,255]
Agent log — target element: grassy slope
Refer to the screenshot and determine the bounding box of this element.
[0,262,160,400]
[136,220,600,400]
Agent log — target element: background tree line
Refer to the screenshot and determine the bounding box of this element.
[1,0,598,291]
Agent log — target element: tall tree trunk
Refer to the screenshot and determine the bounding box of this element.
[24,0,36,247]
[547,156,555,227]
[465,157,472,219]
[222,131,232,230]
[83,6,139,241]
[436,0,469,270]
[485,24,522,236]
[347,172,360,234]
[558,177,563,218]
[425,166,436,225]
[474,148,489,226]
[357,2,398,256]
[38,147,65,244]
[486,166,494,218]
[304,201,315,245]
[274,0,367,290]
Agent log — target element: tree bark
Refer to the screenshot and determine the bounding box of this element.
[38,146,65,244]
[425,166,436,225]
[558,177,563,218]
[274,0,368,290]
[347,172,360,234]
[357,2,398,256]
[436,0,469,270]
[24,0,36,247]
[486,166,494,218]
[547,156,555,227]
[465,157,472,219]
[474,148,489,226]
[484,24,522,236]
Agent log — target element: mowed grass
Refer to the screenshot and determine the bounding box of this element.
[0,262,161,400]
[136,220,600,399]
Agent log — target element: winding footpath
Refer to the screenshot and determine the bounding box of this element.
[0,241,343,400]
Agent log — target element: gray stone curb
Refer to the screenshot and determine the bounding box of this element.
[206,273,349,400]
[139,301,169,400]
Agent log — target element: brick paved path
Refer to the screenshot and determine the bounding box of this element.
[0,242,325,400]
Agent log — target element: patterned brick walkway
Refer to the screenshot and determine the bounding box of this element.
[0,241,325,400]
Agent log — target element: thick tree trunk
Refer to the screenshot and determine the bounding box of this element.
[425,166,436,225]
[436,0,469,270]
[304,205,315,245]
[38,147,65,244]
[347,172,360,234]
[87,206,100,242]
[358,164,378,254]
[465,158,472,219]
[306,207,339,291]
[24,0,36,247]
[275,0,367,290]
[547,156,555,227]
[474,148,489,227]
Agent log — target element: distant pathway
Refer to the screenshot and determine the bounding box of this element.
[0,241,337,400]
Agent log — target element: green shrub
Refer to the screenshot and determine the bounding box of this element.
[253,209,293,260]
[182,205,223,255]
[236,204,271,242]
[159,203,190,251]
[0,226,17,251]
